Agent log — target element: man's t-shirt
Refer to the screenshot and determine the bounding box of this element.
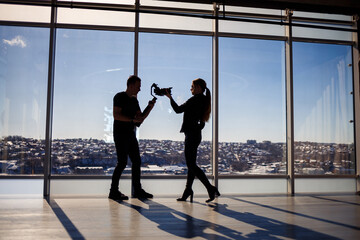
[113,91,140,134]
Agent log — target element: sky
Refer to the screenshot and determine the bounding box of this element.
[0,24,355,144]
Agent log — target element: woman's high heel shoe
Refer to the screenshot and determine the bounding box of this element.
[177,188,194,202]
[206,186,220,203]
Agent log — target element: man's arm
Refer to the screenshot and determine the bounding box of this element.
[139,99,156,122]
[113,106,133,122]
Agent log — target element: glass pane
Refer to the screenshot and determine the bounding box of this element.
[0,26,49,175]
[0,179,43,195]
[138,33,212,175]
[292,8,353,42]
[219,6,284,36]
[140,13,212,32]
[219,20,284,36]
[61,0,134,4]
[293,42,355,175]
[219,38,286,175]
[140,0,213,10]
[295,178,356,193]
[224,6,281,15]
[51,179,130,195]
[0,4,51,23]
[219,179,287,194]
[293,11,352,22]
[52,29,134,175]
[57,8,135,27]
[293,25,353,42]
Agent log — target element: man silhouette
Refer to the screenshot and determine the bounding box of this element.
[109,75,156,200]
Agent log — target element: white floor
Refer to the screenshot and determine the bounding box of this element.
[1,194,360,239]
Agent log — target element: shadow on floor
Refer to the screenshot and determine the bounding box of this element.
[46,197,85,240]
[119,199,242,239]
[311,195,360,206]
[230,196,360,231]
[117,198,343,239]
[199,200,342,239]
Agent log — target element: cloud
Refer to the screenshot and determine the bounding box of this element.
[3,36,27,48]
[106,68,123,72]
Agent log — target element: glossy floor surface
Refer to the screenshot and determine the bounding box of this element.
[1,194,360,239]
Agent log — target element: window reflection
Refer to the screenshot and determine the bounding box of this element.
[293,42,355,175]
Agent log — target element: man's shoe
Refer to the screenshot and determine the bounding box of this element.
[133,189,153,199]
[108,190,129,201]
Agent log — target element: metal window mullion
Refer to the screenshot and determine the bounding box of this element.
[352,16,360,194]
[212,3,219,188]
[134,0,139,76]
[44,0,57,197]
[285,9,295,196]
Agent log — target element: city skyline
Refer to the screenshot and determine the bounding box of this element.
[0,136,354,176]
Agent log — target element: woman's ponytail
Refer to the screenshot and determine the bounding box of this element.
[203,87,211,122]
[193,78,211,122]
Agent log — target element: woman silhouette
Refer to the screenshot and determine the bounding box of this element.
[165,78,220,203]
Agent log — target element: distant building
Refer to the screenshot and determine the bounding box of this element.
[75,166,104,174]
[57,165,72,174]
[302,168,325,175]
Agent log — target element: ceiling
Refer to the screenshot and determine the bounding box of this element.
[161,0,360,16]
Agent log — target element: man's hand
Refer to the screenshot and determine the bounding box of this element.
[148,98,156,107]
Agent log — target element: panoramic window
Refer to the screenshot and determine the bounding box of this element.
[138,32,212,175]
[0,26,49,175]
[219,37,286,175]
[293,42,355,175]
[52,29,134,175]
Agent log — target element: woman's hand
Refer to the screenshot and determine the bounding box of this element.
[165,89,172,99]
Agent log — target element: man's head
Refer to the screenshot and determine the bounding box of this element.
[126,75,141,95]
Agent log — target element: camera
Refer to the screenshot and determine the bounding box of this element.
[151,83,172,99]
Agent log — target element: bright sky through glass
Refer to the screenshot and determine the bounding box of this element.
[0,26,48,139]
[0,25,355,144]
[293,42,354,144]
[219,38,286,143]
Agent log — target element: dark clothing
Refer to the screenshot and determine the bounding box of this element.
[184,131,212,190]
[111,131,141,191]
[113,91,140,133]
[170,94,206,133]
[111,91,142,192]
[169,93,211,190]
